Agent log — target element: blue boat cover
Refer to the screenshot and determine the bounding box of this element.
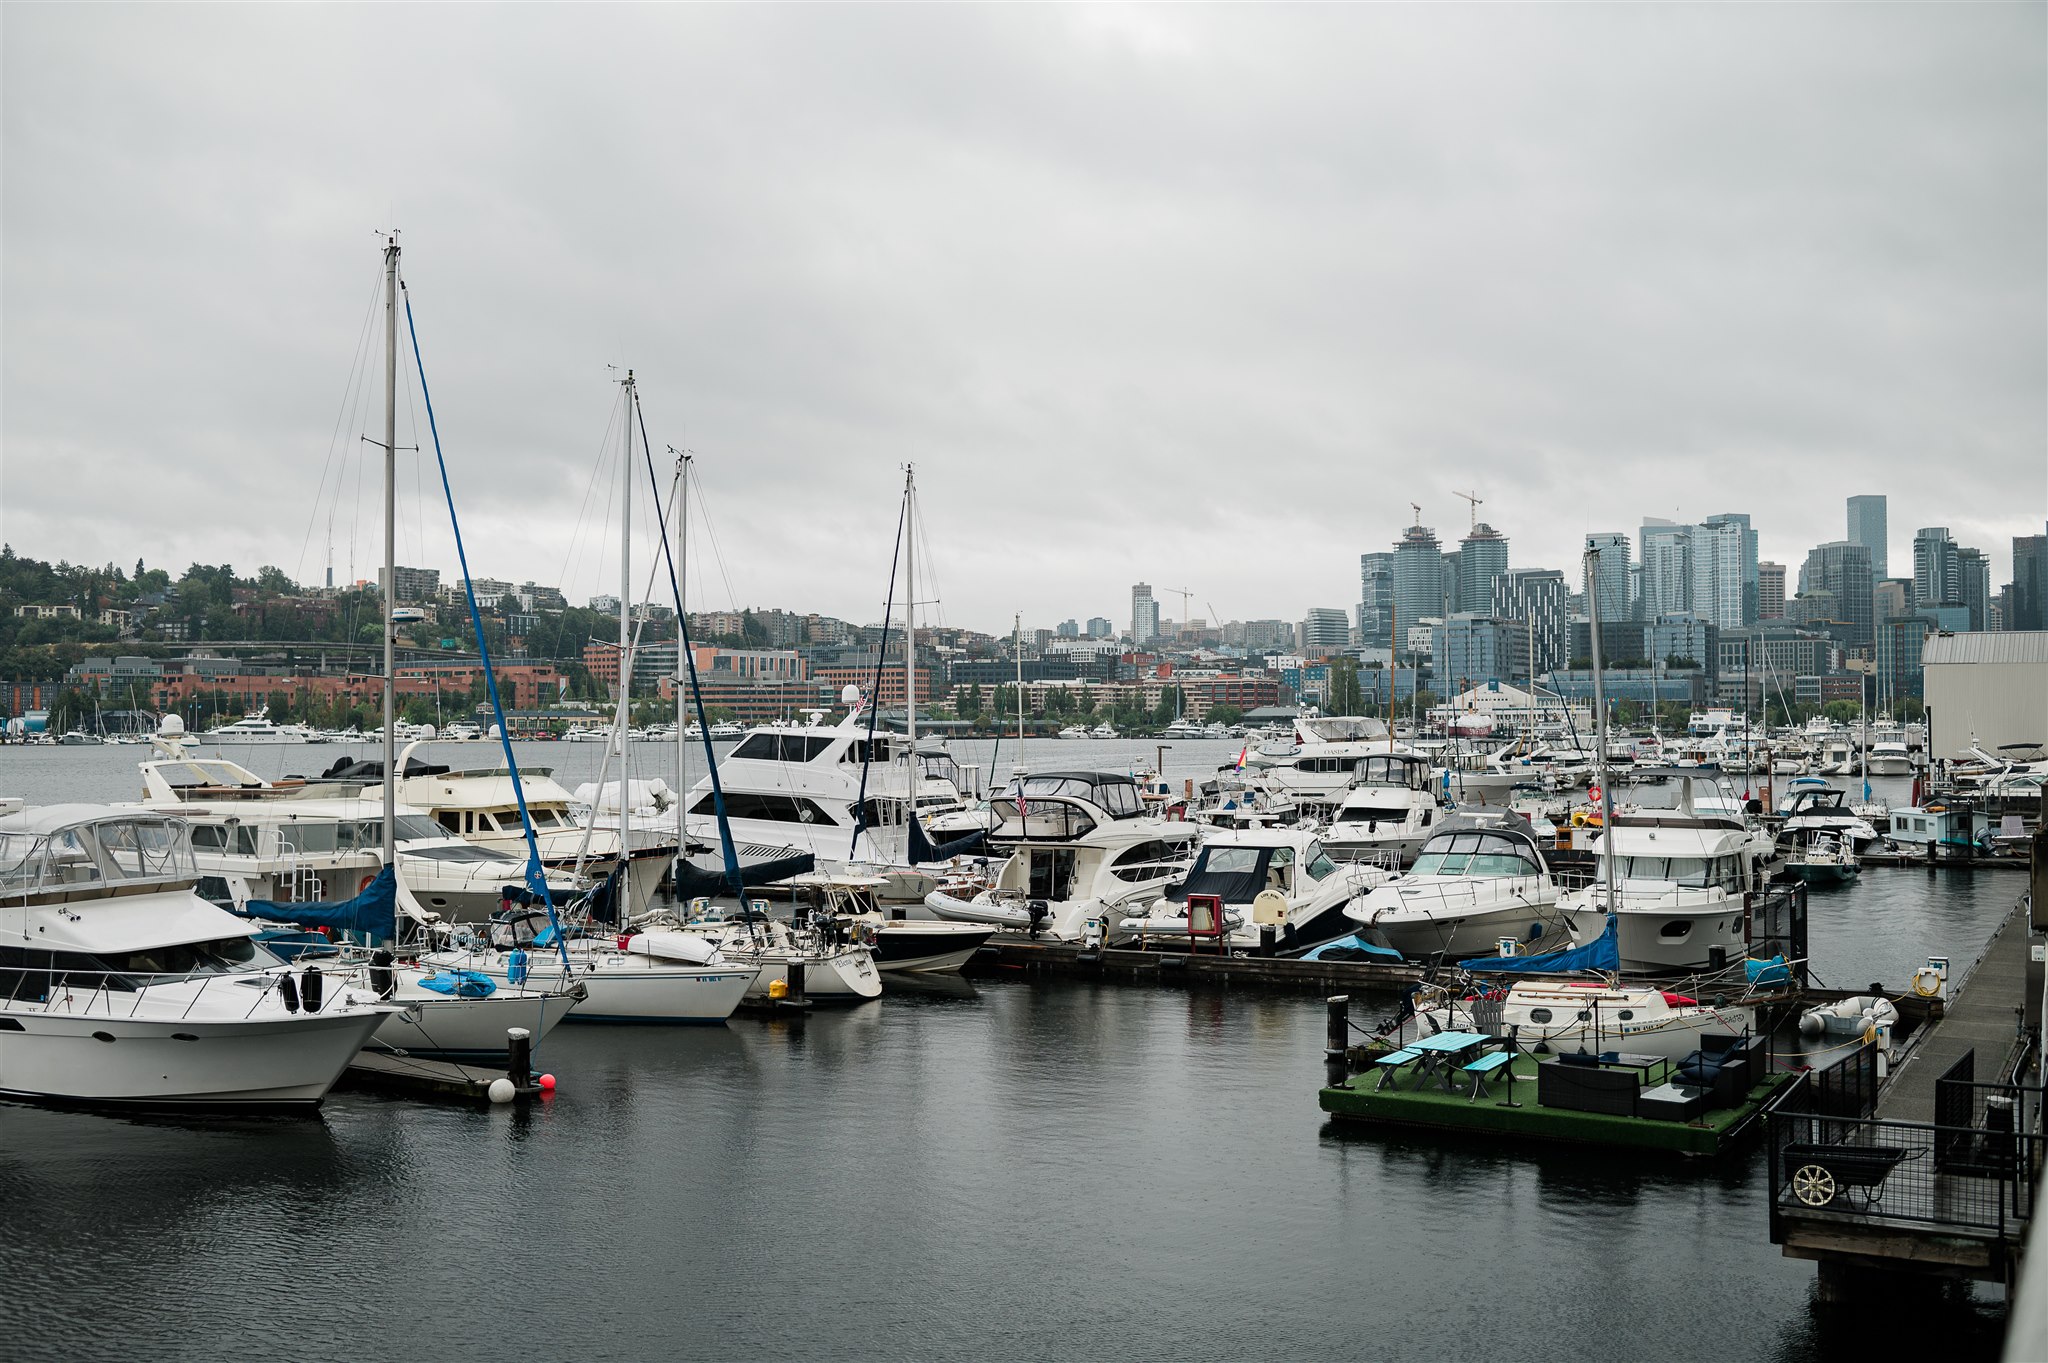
[1745,955,1791,985]
[1460,914,1620,973]
[908,818,989,865]
[1300,933,1408,964]
[234,866,397,943]
[418,969,496,998]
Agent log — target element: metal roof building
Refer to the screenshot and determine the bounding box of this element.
[1921,631,2048,757]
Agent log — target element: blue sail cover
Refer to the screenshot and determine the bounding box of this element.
[1459,914,1619,973]
[234,866,398,943]
[908,818,989,865]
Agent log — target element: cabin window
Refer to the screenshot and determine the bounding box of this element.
[1097,783,1142,818]
[190,825,228,851]
[1617,1010,1635,1021]
[1110,840,1189,882]
[733,733,835,763]
[1529,1008,1553,1023]
[1576,1010,1592,1021]
[689,791,838,826]
[1304,843,1338,880]
[1659,920,1693,939]
[438,812,463,835]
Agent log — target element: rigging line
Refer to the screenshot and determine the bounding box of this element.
[401,274,571,973]
[679,468,742,614]
[531,395,622,678]
[401,336,428,577]
[849,490,909,860]
[635,393,750,915]
[295,257,386,586]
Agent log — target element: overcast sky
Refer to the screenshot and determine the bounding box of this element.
[5,5,2044,633]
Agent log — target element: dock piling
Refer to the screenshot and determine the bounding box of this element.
[506,1027,532,1087]
[1325,995,1351,1088]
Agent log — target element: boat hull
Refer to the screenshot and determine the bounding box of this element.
[369,988,582,1058]
[871,922,994,974]
[0,1006,388,1109]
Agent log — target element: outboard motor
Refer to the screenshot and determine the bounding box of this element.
[1026,900,1050,940]
[300,965,324,1014]
[368,948,396,1000]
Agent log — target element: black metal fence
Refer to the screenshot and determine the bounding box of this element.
[1768,1053,2041,1244]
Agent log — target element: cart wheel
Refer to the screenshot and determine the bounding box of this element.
[1791,1164,1837,1207]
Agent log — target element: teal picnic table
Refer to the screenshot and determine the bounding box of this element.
[1409,1030,1493,1091]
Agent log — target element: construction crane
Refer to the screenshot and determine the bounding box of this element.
[1162,586,1195,641]
[1454,489,1484,531]
[1409,502,1422,527]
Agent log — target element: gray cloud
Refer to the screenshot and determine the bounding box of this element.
[4,5,2043,628]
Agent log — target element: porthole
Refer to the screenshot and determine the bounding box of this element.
[91,1031,116,1043]
[1529,1008,1553,1023]
[172,1033,199,1042]
[1576,1010,1592,1021]
[1617,1010,1635,1021]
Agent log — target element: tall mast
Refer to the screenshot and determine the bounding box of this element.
[677,451,690,878]
[619,370,634,856]
[381,234,399,884]
[904,466,917,754]
[1014,612,1024,748]
[1584,544,1617,924]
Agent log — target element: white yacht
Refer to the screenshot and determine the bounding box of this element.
[785,872,995,974]
[200,710,316,745]
[1115,827,1394,952]
[1343,813,1591,961]
[1866,739,1911,776]
[0,805,395,1109]
[1556,770,1759,974]
[1057,725,1091,741]
[1400,979,1763,1062]
[924,771,1200,941]
[1777,784,1881,848]
[669,911,881,1005]
[1318,753,1446,866]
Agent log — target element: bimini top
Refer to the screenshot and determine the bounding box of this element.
[1009,772,1145,818]
[0,805,198,898]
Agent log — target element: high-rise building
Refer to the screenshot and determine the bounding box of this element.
[1758,562,1786,619]
[1957,547,1991,631]
[1431,615,1530,693]
[390,565,441,604]
[1639,519,1692,619]
[2012,531,2047,631]
[1846,495,1888,579]
[1391,523,1444,639]
[1300,608,1351,654]
[1358,551,1396,647]
[1130,584,1159,646]
[1912,527,1961,608]
[1872,578,1910,626]
[1457,524,1509,615]
[1491,568,1569,678]
[1801,541,1874,650]
[1702,513,1759,623]
[1691,518,1748,632]
[1583,534,1632,625]
[1086,616,1114,639]
[1056,619,1080,638]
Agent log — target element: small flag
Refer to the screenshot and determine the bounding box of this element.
[1234,744,1248,772]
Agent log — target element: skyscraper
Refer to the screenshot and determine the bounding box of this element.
[1847,495,1888,578]
[1457,524,1509,614]
[1639,519,1691,618]
[1690,518,1748,631]
[1583,533,1632,625]
[1758,562,1786,620]
[1702,513,1759,623]
[1957,547,1990,631]
[1391,523,1445,637]
[1300,608,1351,654]
[1913,527,1960,608]
[1357,551,1396,646]
[1492,568,1569,677]
[1130,583,1159,646]
[1802,541,1875,650]
[2013,531,2047,631]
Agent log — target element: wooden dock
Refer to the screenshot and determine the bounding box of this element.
[1876,898,2033,1121]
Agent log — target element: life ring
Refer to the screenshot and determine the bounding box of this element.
[357,873,377,894]
[1911,968,1943,999]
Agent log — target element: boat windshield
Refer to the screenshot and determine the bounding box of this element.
[0,816,198,894]
[1606,853,1740,890]
[1409,832,1540,878]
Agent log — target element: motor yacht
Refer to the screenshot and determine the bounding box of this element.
[1866,739,1911,776]
[1777,784,1880,848]
[1555,770,1760,974]
[1343,813,1590,961]
[200,710,316,745]
[1115,827,1394,952]
[785,872,996,974]
[1318,753,1446,866]
[0,805,395,1109]
[923,771,1200,941]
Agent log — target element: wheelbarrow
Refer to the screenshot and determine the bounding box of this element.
[1781,1142,1921,1209]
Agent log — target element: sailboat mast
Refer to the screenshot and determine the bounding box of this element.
[1584,544,1617,919]
[904,467,917,754]
[1014,612,1024,748]
[381,234,399,882]
[677,451,690,879]
[619,370,634,858]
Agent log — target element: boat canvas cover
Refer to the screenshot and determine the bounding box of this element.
[674,845,818,900]
[908,818,988,864]
[1459,914,1619,973]
[234,865,398,942]
[1166,846,1273,906]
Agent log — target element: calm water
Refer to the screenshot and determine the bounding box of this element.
[0,743,2017,1361]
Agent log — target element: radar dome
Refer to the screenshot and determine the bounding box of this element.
[840,684,861,707]
[158,714,186,737]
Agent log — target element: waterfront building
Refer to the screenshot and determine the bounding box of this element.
[1847,495,1888,578]
[1541,666,1708,708]
[2013,532,2047,631]
[1924,632,2048,756]
[1646,612,1717,682]
[1799,541,1874,651]
[1490,568,1569,678]
[1583,533,1632,624]
[1391,524,1444,638]
[1457,524,1508,615]
[1130,583,1159,646]
[1758,561,1786,620]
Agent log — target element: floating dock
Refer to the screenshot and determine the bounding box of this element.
[968,938,1429,993]
[339,1050,544,1104]
[1320,1052,1794,1157]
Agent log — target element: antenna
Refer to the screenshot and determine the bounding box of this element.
[1454,489,1484,531]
